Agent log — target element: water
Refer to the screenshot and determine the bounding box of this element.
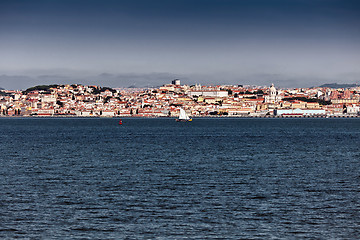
[0,118,359,239]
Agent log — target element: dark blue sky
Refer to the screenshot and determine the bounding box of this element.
[1,0,359,89]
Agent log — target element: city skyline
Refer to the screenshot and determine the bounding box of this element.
[1,0,360,90]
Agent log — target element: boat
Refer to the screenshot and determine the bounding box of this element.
[176,108,192,122]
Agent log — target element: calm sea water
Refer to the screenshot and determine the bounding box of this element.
[0,118,359,239]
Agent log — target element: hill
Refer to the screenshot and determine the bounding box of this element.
[319,83,359,88]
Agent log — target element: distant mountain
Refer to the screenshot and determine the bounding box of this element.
[0,87,4,90]
[319,83,359,88]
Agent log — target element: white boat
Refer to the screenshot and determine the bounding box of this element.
[176,108,192,122]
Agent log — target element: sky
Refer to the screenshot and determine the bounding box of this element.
[0,0,360,90]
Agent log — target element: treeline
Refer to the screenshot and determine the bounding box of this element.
[226,89,264,96]
[22,84,117,95]
[0,90,9,96]
[23,84,62,94]
[285,97,331,105]
[89,86,116,94]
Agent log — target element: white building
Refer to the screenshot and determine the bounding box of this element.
[40,94,57,104]
[172,79,181,85]
[265,84,282,103]
[346,104,360,114]
[275,108,326,116]
[188,90,228,98]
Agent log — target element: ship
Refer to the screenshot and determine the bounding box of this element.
[176,108,192,122]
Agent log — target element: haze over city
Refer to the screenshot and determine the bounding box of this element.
[1,0,359,90]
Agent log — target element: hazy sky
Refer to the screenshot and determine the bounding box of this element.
[1,0,359,89]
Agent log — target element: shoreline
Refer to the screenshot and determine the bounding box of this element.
[1,115,360,119]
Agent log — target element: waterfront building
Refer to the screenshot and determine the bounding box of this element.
[345,104,360,115]
[275,108,326,116]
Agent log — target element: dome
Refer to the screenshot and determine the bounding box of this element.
[270,84,276,96]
